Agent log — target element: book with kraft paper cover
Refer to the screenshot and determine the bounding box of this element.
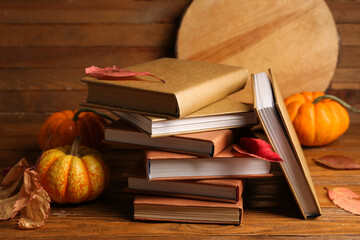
[81,58,248,118]
[252,70,321,219]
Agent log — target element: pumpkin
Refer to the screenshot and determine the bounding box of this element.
[38,108,112,151]
[284,91,358,146]
[36,137,110,204]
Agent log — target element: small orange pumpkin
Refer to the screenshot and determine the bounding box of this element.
[38,108,112,151]
[36,137,110,204]
[284,91,356,146]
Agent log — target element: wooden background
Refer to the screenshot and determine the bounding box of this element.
[0,0,359,154]
[0,1,360,238]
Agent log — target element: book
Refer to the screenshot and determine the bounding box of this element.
[112,96,258,137]
[104,119,249,157]
[144,145,272,181]
[252,70,321,219]
[133,194,243,225]
[81,58,248,118]
[124,160,244,203]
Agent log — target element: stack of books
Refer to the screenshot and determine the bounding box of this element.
[81,58,322,224]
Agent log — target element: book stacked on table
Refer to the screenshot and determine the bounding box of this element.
[81,58,322,224]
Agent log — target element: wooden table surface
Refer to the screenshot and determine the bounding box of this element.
[0,124,359,239]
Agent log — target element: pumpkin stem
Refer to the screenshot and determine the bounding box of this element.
[313,95,360,113]
[72,108,114,122]
[69,136,82,157]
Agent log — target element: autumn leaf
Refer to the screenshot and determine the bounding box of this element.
[313,155,360,170]
[0,158,29,199]
[327,187,360,215]
[14,170,50,229]
[0,159,51,229]
[233,137,282,162]
[85,65,165,83]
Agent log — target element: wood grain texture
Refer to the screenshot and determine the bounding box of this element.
[0,125,360,238]
[0,24,177,47]
[0,0,191,24]
[177,0,339,103]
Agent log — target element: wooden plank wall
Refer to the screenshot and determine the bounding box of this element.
[0,0,358,152]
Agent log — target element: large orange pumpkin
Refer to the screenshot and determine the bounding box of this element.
[38,108,112,151]
[36,137,110,204]
[284,92,350,146]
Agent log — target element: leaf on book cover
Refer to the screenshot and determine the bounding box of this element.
[313,155,360,170]
[327,187,360,215]
[0,160,51,229]
[85,65,166,83]
[233,137,282,162]
[0,158,30,199]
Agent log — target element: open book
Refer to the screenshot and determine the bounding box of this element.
[252,70,321,219]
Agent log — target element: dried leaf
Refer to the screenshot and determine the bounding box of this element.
[0,158,30,199]
[233,137,282,162]
[85,65,165,83]
[313,155,360,169]
[18,188,51,230]
[1,166,12,176]
[327,187,360,215]
[0,167,51,229]
[0,194,19,220]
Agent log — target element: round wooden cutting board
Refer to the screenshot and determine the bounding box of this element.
[176,0,339,103]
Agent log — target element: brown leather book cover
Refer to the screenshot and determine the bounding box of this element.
[81,58,248,118]
[133,194,243,225]
[144,145,273,181]
[105,119,241,157]
[124,160,244,203]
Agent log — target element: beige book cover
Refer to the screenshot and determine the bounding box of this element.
[133,194,243,225]
[81,58,248,118]
[252,70,321,219]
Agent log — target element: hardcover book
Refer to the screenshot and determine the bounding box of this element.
[81,58,248,118]
[144,145,272,181]
[133,194,243,225]
[252,70,321,219]
[112,96,258,137]
[124,160,244,203]
[104,119,249,157]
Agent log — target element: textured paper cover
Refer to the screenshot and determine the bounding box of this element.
[269,70,321,217]
[82,58,248,118]
[252,70,321,219]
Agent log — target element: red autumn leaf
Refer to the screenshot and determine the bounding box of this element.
[233,137,282,162]
[85,65,165,83]
[327,187,360,215]
[313,155,360,170]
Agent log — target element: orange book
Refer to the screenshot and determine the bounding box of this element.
[105,119,248,157]
[133,194,243,225]
[144,145,272,181]
[124,160,244,203]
